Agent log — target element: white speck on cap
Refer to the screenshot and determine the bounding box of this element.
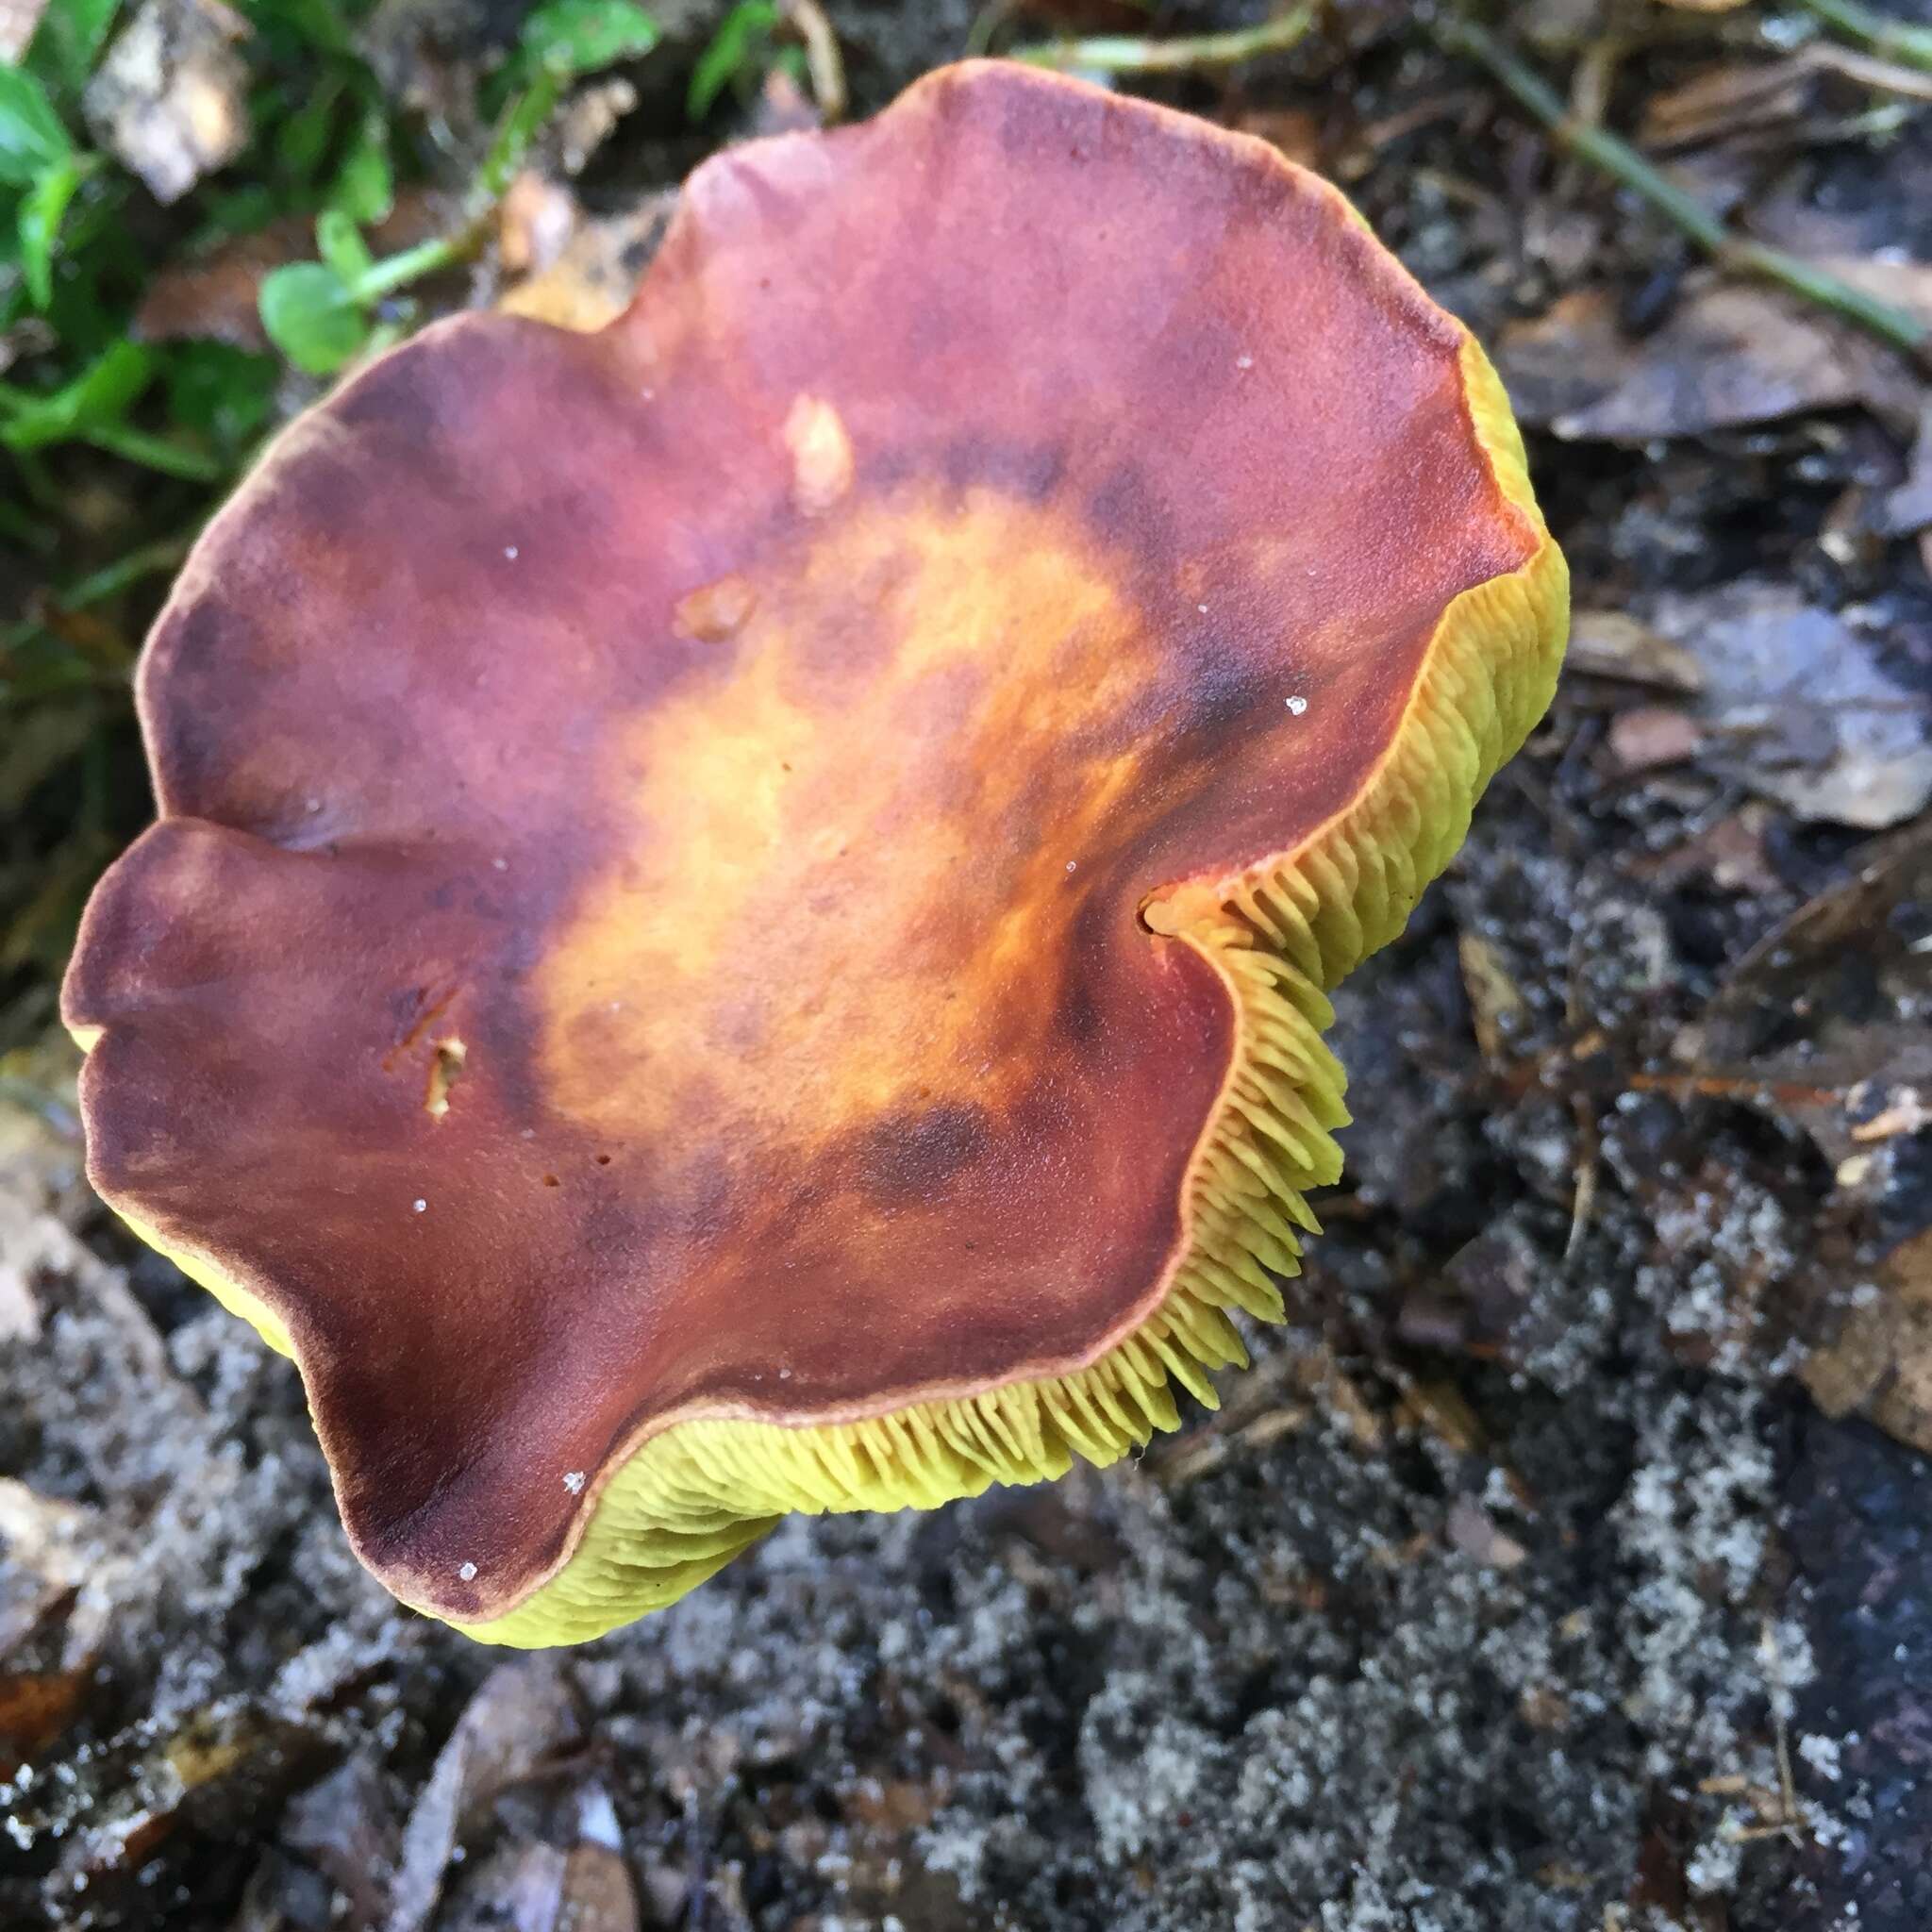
[458,1560,477,1581]
[785,394,854,515]
[563,1470,586,1494]
[504,545,519,560]
[1286,695,1308,716]
[412,1198,427,1213]
[1236,354,1254,370]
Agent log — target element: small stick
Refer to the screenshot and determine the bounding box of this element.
[1565,1091,1599,1265]
[1624,1069,1846,1109]
[1012,5,1317,75]
[1759,1615,1807,1847]
[785,0,846,123]
[1431,14,1929,364]
[1797,0,1932,76]
[1807,40,1932,106]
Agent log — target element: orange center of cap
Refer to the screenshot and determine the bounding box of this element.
[537,444,1170,1158]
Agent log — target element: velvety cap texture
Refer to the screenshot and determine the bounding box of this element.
[63,60,1568,1644]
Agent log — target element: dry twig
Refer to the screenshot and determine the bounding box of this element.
[1798,0,1932,76]
[1011,6,1316,75]
[784,0,846,123]
[1807,39,1932,105]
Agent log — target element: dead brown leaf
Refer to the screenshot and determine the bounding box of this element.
[136,191,449,349]
[282,1755,397,1931]
[1563,611,1706,693]
[0,1668,89,1778]
[1431,1216,1555,1367]
[84,0,252,205]
[388,1658,583,1932]
[1802,1227,1932,1455]
[1497,278,1923,443]
[470,1837,639,1932]
[1677,816,1932,1163]
[1651,578,1932,829]
[22,1700,325,1893]
[1608,705,1705,774]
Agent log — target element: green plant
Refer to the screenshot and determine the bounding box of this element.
[257,0,659,375]
[689,2,805,122]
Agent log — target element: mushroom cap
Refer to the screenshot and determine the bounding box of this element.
[63,60,1567,1644]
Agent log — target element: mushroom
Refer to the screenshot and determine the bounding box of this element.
[62,61,1568,1645]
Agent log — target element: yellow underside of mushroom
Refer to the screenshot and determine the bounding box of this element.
[453,335,1569,1646]
[113,1208,299,1359]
